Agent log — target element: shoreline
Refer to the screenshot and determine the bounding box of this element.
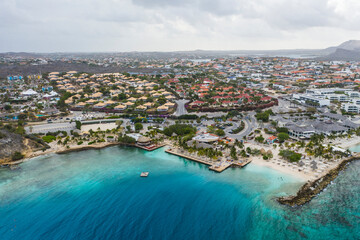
[329,135,360,149]
[2,140,358,207]
[277,153,360,207]
[1,142,138,166]
[249,156,310,181]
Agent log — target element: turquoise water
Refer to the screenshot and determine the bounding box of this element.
[0,146,359,239]
[349,144,360,152]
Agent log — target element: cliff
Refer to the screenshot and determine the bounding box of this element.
[0,129,49,164]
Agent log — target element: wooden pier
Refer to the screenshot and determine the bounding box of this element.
[165,148,252,173]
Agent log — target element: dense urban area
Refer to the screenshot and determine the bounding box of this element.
[1,52,360,183]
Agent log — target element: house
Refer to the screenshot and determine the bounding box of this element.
[190,101,205,107]
[114,104,126,111]
[21,89,38,96]
[157,105,169,112]
[93,102,108,109]
[136,105,147,111]
[124,102,135,107]
[267,136,277,144]
[128,97,137,102]
[90,92,103,99]
[143,102,153,109]
[165,95,176,101]
[164,102,176,108]
[76,102,87,108]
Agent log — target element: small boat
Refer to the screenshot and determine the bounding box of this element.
[140,172,149,177]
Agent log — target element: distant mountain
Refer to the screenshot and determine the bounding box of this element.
[337,40,360,51]
[318,40,360,61]
[2,40,360,61]
[319,48,360,61]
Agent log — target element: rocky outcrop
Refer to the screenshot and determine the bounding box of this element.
[0,129,26,162]
[0,130,49,163]
[278,154,360,207]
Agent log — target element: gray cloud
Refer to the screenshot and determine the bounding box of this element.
[1,0,360,52]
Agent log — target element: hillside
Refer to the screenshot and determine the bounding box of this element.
[0,128,49,164]
[319,48,360,61]
[316,40,360,61]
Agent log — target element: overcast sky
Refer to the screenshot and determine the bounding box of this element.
[2,0,360,52]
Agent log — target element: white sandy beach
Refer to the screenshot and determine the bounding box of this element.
[329,135,360,149]
[243,142,345,182]
[249,156,311,181]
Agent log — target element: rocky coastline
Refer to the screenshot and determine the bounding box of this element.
[57,143,123,154]
[277,153,360,207]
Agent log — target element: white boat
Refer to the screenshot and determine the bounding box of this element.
[140,172,149,177]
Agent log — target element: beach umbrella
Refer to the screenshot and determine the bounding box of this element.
[311,164,318,170]
[260,148,266,154]
[298,161,305,167]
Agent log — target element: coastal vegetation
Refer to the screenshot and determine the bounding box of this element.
[163,124,196,137]
[118,134,136,144]
[279,149,302,162]
[42,135,56,143]
[11,151,24,161]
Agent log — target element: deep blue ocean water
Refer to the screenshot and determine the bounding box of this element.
[0,146,359,240]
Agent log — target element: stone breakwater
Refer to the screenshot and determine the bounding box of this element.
[277,153,360,207]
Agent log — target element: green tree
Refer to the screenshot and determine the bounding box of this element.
[277,132,289,142]
[215,129,225,136]
[4,105,11,111]
[75,121,82,130]
[12,152,24,161]
[135,122,143,131]
[230,146,238,160]
[255,135,265,143]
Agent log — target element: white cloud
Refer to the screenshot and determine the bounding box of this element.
[2,0,360,52]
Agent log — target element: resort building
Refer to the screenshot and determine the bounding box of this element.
[136,136,152,146]
[192,133,219,143]
[341,103,359,113]
[292,94,330,107]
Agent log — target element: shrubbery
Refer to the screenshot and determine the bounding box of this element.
[12,152,24,161]
[118,135,136,144]
[255,109,274,122]
[279,150,302,162]
[42,135,56,143]
[232,121,245,134]
[163,124,196,137]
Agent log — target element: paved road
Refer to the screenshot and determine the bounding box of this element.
[224,112,258,140]
[173,99,190,116]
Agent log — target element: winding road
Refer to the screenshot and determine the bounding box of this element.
[173,99,190,116]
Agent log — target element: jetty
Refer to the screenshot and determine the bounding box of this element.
[165,148,251,173]
[135,143,166,151]
[278,153,360,207]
